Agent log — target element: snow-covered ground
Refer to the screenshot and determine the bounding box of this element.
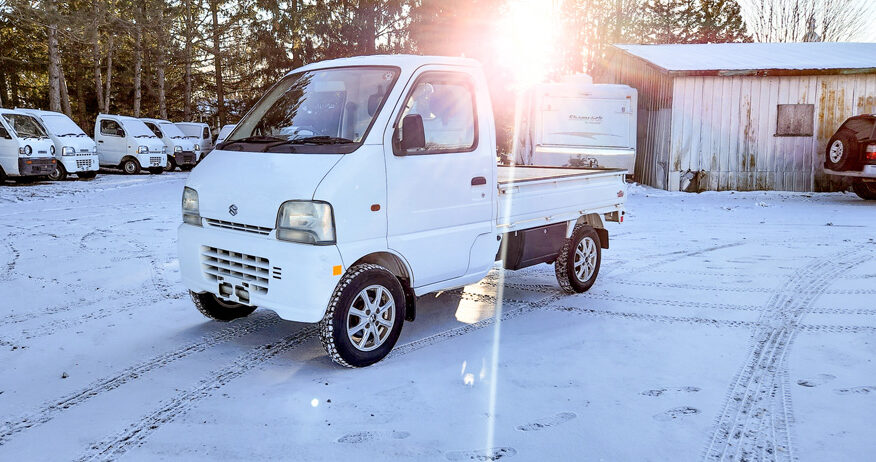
[1,172,874,461]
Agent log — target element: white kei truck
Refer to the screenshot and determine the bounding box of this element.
[515,74,637,174]
[0,108,57,182]
[94,114,167,174]
[175,122,213,159]
[17,108,99,181]
[140,118,200,171]
[178,55,627,367]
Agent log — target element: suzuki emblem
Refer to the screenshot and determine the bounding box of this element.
[229,204,238,216]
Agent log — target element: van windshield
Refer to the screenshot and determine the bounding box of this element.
[159,122,187,139]
[122,119,159,138]
[41,114,87,137]
[176,124,202,138]
[224,66,399,153]
[3,114,49,139]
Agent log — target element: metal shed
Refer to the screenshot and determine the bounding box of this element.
[601,42,876,192]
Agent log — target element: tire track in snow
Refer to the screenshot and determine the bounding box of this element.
[0,310,281,445]
[702,247,870,462]
[74,324,316,462]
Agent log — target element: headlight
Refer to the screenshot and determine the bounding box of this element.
[50,145,56,155]
[276,201,335,245]
[194,144,200,152]
[61,146,75,156]
[162,146,168,155]
[22,145,32,156]
[182,187,201,226]
[138,145,148,154]
[174,145,182,153]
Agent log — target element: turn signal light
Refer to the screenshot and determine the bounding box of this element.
[866,144,876,161]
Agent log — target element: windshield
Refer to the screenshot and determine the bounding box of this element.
[225,66,399,153]
[40,114,87,137]
[176,124,202,138]
[3,114,48,139]
[122,119,159,138]
[159,122,187,139]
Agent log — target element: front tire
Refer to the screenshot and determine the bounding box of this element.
[77,171,97,180]
[555,224,602,293]
[180,165,194,171]
[48,163,67,181]
[122,158,141,174]
[319,264,406,368]
[148,167,164,174]
[190,291,256,321]
[852,180,876,200]
[164,156,177,172]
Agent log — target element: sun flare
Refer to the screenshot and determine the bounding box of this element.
[494,0,563,86]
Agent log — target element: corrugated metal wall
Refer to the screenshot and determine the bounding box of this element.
[670,74,876,192]
[602,49,876,192]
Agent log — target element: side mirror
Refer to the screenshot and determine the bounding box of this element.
[399,114,425,153]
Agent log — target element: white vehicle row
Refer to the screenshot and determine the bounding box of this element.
[0,108,227,184]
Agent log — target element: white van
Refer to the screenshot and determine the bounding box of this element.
[516,74,637,173]
[175,122,213,159]
[17,108,99,180]
[140,118,199,171]
[0,108,56,182]
[214,124,236,145]
[94,114,167,174]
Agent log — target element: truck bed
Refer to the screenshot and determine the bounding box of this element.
[497,166,627,232]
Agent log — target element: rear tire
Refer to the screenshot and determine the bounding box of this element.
[122,158,141,175]
[825,129,858,171]
[852,180,876,200]
[190,291,256,321]
[555,224,602,294]
[48,163,67,181]
[319,264,406,368]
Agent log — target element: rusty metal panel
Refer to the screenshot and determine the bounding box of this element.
[776,104,814,136]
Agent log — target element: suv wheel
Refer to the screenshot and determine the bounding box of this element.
[826,129,858,171]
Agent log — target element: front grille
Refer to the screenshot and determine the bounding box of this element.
[76,159,92,169]
[205,218,272,236]
[201,246,269,294]
[150,156,161,165]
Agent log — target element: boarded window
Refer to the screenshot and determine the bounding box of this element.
[776,104,814,136]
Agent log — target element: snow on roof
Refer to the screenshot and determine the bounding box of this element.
[291,54,481,75]
[614,42,876,75]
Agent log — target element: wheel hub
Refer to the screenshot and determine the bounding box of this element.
[573,237,598,283]
[346,284,395,352]
[829,140,844,163]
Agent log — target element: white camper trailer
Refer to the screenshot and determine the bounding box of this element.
[516,74,637,174]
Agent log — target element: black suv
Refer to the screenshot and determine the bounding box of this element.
[825,115,876,200]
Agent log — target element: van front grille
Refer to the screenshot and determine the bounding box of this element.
[205,218,272,236]
[76,159,92,169]
[200,246,269,295]
[149,156,161,165]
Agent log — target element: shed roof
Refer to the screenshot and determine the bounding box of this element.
[613,42,876,77]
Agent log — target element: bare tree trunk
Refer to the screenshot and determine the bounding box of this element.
[156,1,167,119]
[104,34,114,112]
[92,1,104,113]
[47,0,62,112]
[9,73,20,107]
[133,5,143,117]
[358,1,376,54]
[76,75,87,129]
[183,0,193,120]
[0,69,6,108]
[59,60,72,117]
[211,0,225,126]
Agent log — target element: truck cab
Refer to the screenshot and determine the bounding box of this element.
[175,122,213,159]
[94,114,167,174]
[0,108,56,182]
[16,108,99,181]
[178,55,627,367]
[141,118,200,171]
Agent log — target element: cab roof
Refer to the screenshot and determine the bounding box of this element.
[289,54,481,76]
[14,108,72,118]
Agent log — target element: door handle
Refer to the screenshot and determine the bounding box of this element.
[471,176,487,186]
[98,140,104,143]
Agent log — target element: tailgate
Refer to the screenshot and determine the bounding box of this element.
[497,166,626,232]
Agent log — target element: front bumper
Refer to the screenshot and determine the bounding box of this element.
[60,154,99,173]
[138,153,166,168]
[178,223,345,323]
[18,157,56,176]
[173,151,197,166]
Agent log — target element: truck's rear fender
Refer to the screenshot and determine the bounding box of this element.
[570,213,609,249]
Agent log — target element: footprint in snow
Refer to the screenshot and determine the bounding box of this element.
[641,386,700,397]
[653,406,700,422]
[796,374,837,388]
[445,447,517,461]
[516,412,576,432]
[834,386,876,395]
[337,430,410,443]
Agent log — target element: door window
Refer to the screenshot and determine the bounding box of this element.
[145,122,163,138]
[395,72,478,155]
[0,123,10,139]
[202,127,209,139]
[100,120,123,136]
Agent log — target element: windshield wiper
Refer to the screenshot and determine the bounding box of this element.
[133,134,155,138]
[58,133,79,137]
[287,136,355,145]
[221,135,286,149]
